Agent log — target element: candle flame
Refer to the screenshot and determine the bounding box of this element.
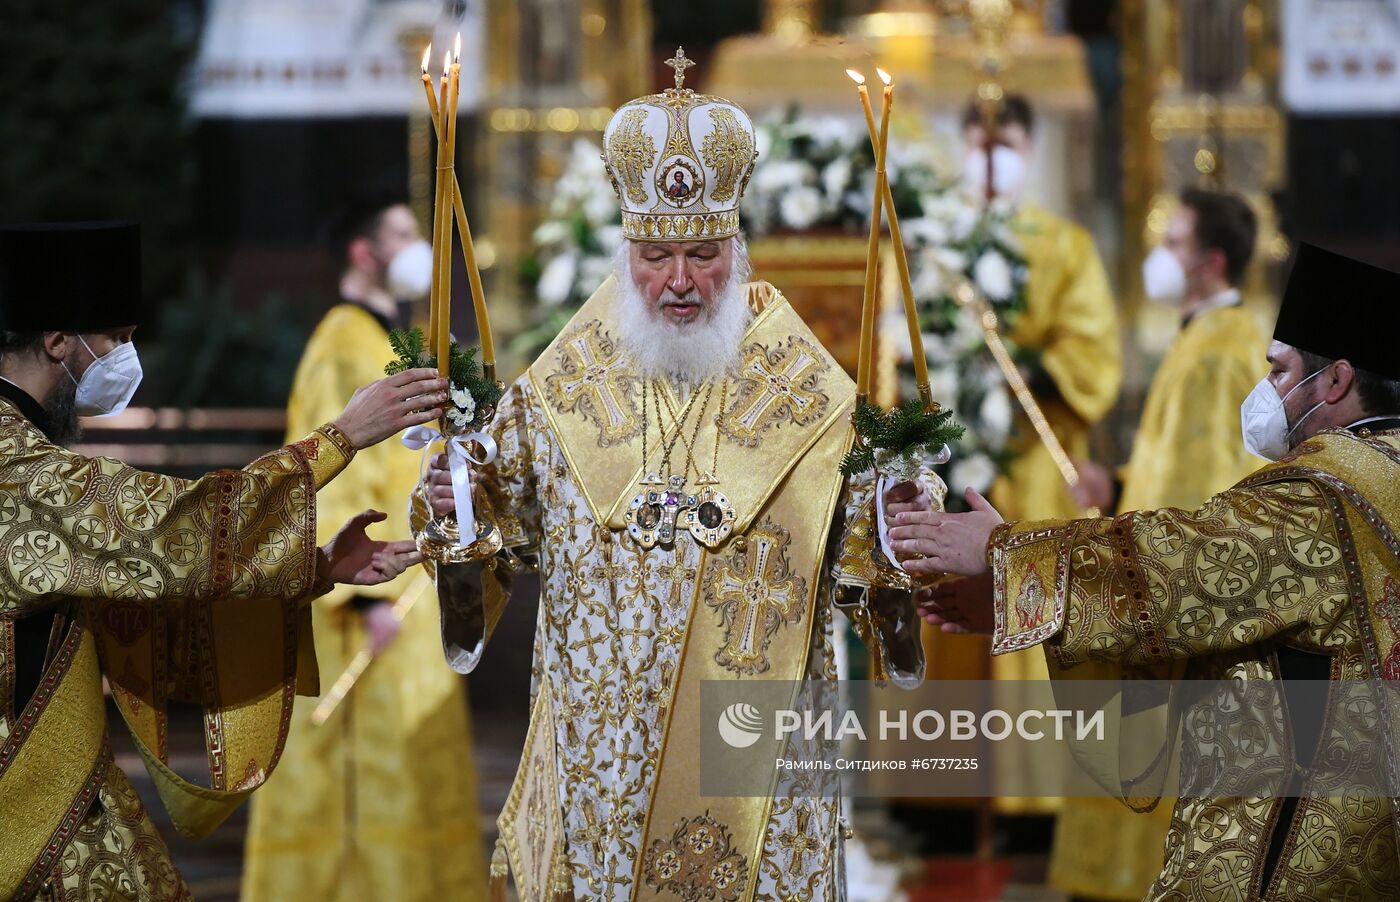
[421,44,431,73]
[845,68,866,85]
[876,67,892,86]
[443,51,451,77]
[454,32,462,63]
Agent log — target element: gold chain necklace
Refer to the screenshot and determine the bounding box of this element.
[625,378,736,549]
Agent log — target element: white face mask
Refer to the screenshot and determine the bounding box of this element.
[1239,369,1327,461]
[64,336,143,417]
[963,145,1027,201]
[1142,245,1187,303]
[385,239,433,300]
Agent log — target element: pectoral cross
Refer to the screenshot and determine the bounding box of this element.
[665,46,695,90]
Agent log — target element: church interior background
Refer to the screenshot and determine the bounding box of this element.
[3,0,1400,898]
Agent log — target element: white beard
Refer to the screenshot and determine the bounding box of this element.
[615,239,753,385]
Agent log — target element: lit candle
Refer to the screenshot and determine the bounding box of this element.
[849,68,930,401]
[421,45,440,350]
[435,51,454,379]
[449,34,495,373]
[419,39,495,375]
[850,69,891,401]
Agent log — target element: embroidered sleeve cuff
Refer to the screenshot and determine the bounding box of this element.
[990,519,1069,655]
[294,423,357,491]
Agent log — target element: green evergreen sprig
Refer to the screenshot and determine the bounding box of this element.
[839,399,965,477]
[385,327,504,430]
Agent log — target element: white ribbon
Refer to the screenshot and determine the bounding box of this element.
[402,425,499,546]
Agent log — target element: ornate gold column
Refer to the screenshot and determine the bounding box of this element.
[477,0,652,377]
[1120,0,1285,334]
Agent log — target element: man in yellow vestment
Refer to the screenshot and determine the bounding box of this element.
[1052,189,1268,900]
[421,52,938,901]
[0,221,447,901]
[242,195,485,901]
[901,243,1400,899]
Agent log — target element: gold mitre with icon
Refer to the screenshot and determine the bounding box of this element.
[603,47,758,242]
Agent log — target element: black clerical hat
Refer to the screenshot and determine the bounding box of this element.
[1274,242,1400,381]
[0,221,142,331]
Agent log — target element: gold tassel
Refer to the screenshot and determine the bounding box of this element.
[551,864,575,902]
[489,837,509,902]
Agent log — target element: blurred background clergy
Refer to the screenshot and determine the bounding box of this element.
[3,0,1399,899]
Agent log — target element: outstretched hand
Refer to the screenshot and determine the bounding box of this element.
[889,486,1004,577]
[333,369,448,450]
[322,510,423,586]
[915,571,996,635]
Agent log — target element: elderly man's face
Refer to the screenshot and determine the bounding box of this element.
[627,240,734,325]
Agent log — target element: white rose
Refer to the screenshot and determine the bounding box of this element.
[596,225,624,253]
[452,389,477,425]
[974,251,1014,301]
[537,252,578,305]
[949,453,997,496]
[821,157,853,202]
[927,367,959,405]
[578,254,615,294]
[952,205,979,241]
[911,258,945,299]
[778,186,824,231]
[754,160,815,194]
[450,386,472,409]
[755,128,774,164]
[932,247,967,276]
[445,406,469,428]
[584,190,618,227]
[978,384,1013,444]
[532,220,568,246]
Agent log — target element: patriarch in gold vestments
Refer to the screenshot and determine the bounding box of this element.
[1050,189,1270,900]
[0,221,445,901]
[419,52,940,902]
[903,244,1400,900]
[241,197,485,901]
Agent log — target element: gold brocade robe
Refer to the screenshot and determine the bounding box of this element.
[991,427,1400,901]
[242,304,485,902]
[434,279,930,901]
[1050,301,1269,899]
[0,400,356,901]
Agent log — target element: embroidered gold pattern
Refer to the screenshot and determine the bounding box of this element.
[702,107,755,204]
[643,812,747,901]
[622,210,740,241]
[543,321,639,446]
[607,108,655,206]
[721,337,830,446]
[707,519,807,675]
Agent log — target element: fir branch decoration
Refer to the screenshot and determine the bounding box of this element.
[384,327,504,431]
[840,399,964,477]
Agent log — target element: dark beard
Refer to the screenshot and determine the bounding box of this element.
[42,380,81,445]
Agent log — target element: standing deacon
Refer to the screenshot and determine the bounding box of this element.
[423,51,938,901]
[1053,189,1267,901]
[0,221,446,901]
[899,243,1400,899]
[242,194,485,901]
